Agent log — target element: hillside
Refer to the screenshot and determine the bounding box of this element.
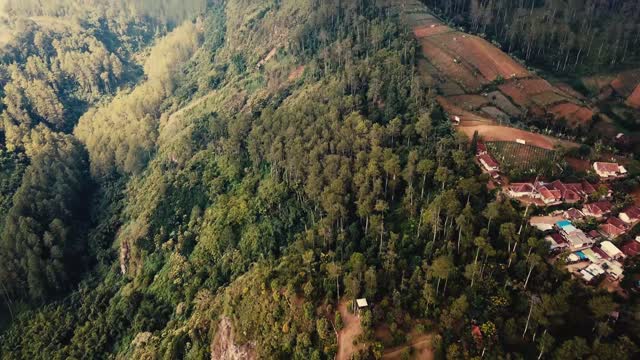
[1,1,640,359]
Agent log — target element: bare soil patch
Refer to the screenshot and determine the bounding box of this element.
[549,103,594,127]
[336,301,364,360]
[445,94,490,110]
[287,65,305,81]
[566,157,591,172]
[611,69,640,97]
[459,124,577,150]
[626,85,640,109]
[413,24,451,38]
[421,36,488,91]
[437,96,494,124]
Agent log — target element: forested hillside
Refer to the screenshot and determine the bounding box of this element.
[422,0,640,73]
[1,0,640,359]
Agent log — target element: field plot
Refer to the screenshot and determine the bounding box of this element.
[413,24,451,38]
[429,32,529,82]
[531,91,571,107]
[486,91,522,117]
[421,38,487,91]
[445,94,490,110]
[487,141,557,175]
[549,103,595,127]
[626,85,640,109]
[459,123,577,150]
[611,69,640,97]
[437,96,494,124]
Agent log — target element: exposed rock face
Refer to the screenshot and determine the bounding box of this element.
[210,317,256,360]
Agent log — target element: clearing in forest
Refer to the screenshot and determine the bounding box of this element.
[336,301,364,360]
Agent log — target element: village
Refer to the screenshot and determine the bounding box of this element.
[474,139,640,290]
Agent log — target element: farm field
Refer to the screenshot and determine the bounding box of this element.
[394,0,600,138]
[487,141,558,176]
[459,123,577,150]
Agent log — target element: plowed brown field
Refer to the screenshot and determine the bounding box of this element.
[445,94,490,110]
[421,40,486,91]
[627,85,640,109]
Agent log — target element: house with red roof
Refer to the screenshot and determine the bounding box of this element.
[607,217,629,231]
[478,154,499,172]
[620,206,640,224]
[507,183,537,198]
[599,223,626,239]
[538,186,562,205]
[583,201,613,219]
[564,208,585,221]
[593,162,627,179]
[622,238,640,257]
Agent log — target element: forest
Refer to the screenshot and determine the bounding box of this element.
[0,0,639,359]
[421,0,640,73]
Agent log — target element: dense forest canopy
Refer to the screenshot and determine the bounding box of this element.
[0,0,639,359]
[422,0,640,72]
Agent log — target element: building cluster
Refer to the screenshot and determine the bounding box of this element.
[538,204,640,284]
[507,180,605,206]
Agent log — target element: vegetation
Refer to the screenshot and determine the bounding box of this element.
[422,0,640,73]
[0,0,639,359]
[487,141,562,180]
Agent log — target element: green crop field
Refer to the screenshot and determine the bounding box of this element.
[486,141,560,179]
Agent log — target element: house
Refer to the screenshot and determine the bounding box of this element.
[587,230,602,241]
[545,233,569,252]
[622,237,640,257]
[507,180,600,204]
[602,260,624,280]
[556,220,593,249]
[619,206,640,224]
[599,223,626,239]
[607,217,629,231]
[580,263,605,283]
[599,241,625,260]
[583,201,613,219]
[530,215,565,232]
[538,186,562,205]
[564,208,585,221]
[478,154,499,172]
[593,162,627,179]
[508,183,538,198]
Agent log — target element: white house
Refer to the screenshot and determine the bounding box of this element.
[593,162,627,179]
[600,241,625,260]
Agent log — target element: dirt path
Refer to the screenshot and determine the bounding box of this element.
[382,334,434,360]
[336,301,364,360]
[169,91,218,123]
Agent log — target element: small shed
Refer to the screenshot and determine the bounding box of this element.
[355,298,369,316]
